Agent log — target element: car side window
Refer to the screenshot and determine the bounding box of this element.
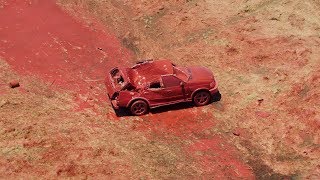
[162,75,181,88]
[149,81,161,89]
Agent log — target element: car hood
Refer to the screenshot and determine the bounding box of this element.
[188,66,214,82]
[105,68,132,99]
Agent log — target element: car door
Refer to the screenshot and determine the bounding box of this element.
[161,75,185,102]
[144,81,167,105]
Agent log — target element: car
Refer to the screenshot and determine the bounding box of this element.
[105,59,221,116]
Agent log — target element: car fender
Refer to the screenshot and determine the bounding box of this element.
[126,97,151,108]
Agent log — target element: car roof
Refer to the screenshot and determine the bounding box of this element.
[128,60,174,87]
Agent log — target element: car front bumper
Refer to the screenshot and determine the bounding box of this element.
[210,88,221,102]
[209,82,219,95]
[209,87,219,95]
[209,83,221,101]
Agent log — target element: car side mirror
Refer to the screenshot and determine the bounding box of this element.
[180,82,185,87]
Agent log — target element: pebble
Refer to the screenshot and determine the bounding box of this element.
[232,128,241,136]
[258,99,264,105]
[233,131,240,136]
[9,81,20,88]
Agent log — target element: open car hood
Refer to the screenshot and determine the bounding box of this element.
[105,68,131,99]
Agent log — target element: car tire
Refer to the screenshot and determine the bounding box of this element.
[130,100,149,116]
[193,91,211,106]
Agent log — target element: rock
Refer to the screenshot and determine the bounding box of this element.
[232,128,241,136]
[257,98,264,105]
[263,76,269,80]
[158,6,164,11]
[270,17,279,21]
[181,16,188,21]
[233,130,240,136]
[9,80,20,88]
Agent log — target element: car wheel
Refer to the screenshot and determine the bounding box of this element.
[193,91,211,106]
[130,100,149,116]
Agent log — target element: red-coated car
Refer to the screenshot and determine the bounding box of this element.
[105,60,221,116]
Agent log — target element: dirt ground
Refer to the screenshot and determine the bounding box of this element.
[1,0,319,179]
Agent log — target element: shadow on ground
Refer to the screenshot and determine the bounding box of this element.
[115,98,221,117]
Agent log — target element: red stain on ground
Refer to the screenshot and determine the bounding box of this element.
[0,0,132,108]
[255,111,271,118]
[0,0,255,178]
[188,137,254,179]
[135,108,214,137]
[134,107,255,178]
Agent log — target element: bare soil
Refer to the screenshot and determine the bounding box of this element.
[1,0,319,179]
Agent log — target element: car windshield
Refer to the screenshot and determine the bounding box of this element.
[173,67,190,82]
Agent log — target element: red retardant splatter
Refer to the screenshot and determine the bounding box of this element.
[188,137,254,179]
[0,0,132,109]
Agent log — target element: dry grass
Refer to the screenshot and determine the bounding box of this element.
[57,0,320,178]
[0,59,200,179]
[1,0,319,178]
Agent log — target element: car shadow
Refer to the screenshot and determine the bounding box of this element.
[114,97,221,117]
[114,102,195,117]
[150,102,195,114]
